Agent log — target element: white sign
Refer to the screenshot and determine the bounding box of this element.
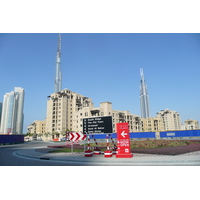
[166,132,175,136]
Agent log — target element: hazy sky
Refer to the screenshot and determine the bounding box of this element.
[0,33,200,133]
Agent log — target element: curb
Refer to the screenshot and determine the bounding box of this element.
[14,150,200,165]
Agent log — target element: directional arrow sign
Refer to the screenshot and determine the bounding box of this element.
[116,122,133,158]
[121,131,128,138]
[69,132,86,141]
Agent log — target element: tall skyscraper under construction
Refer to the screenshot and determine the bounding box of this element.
[54,33,62,93]
[140,68,150,118]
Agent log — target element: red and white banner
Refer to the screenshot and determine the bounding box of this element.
[69,132,86,141]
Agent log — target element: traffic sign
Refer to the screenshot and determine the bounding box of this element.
[69,132,86,141]
[83,116,113,134]
[116,122,133,158]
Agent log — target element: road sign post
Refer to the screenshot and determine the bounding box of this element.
[116,122,133,158]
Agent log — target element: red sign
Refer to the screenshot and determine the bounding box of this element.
[69,132,86,141]
[116,123,133,158]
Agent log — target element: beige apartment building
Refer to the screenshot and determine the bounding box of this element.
[45,89,142,135]
[46,89,93,134]
[184,119,199,130]
[140,117,165,132]
[156,108,181,131]
[27,120,46,134]
[74,101,141,133]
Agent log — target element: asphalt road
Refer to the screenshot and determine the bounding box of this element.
[0,141,96,166]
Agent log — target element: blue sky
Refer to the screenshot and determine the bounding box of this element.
[0,33,200,133]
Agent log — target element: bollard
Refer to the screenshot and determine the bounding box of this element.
[92,135,101,155]
[84,135,93,157]
[104,134,112,157]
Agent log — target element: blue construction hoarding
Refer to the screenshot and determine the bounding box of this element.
[160,130,200,138]
[0,135,24,144]
[87,130,200,139]
[87,131,155,139]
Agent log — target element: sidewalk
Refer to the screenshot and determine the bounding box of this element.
[15,147,200,166]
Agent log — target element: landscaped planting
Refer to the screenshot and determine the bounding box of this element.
[47,139,200,155]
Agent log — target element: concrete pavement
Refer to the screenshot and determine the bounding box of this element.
[15,146,200,166]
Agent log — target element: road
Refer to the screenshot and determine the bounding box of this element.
[0,141,96,166]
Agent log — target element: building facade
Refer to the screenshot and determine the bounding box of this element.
[140,68,150,118]
[46,89,93,134]
[140,117,164,132]
[46,89,142,135]
[74,101,141,133]
[156,108,181,131]
[27,120,46,134]
[0,87,25,134]
[183,119,199,130]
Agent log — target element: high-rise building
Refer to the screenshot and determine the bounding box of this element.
[46,89,93,134]
[54,33,62,93]
[0,102,2,127]
[156,108,181,131]
[0,87,25,134]
[140,68,150,118]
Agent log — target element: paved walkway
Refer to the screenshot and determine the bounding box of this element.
[15,146,200,166]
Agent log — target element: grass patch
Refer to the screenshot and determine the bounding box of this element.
[49,148,83,153]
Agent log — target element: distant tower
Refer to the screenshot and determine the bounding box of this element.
[54,33,62,93]
[140,68,150,118]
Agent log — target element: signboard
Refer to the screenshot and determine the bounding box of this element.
[166,132,175,136]
[83,116,113,134]
[116,122,133,158]
[69,132,86,141]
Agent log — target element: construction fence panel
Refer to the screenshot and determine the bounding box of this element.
[160,130,200,138]
[0,135,24,144]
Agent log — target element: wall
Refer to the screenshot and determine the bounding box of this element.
[0,135,24,145]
